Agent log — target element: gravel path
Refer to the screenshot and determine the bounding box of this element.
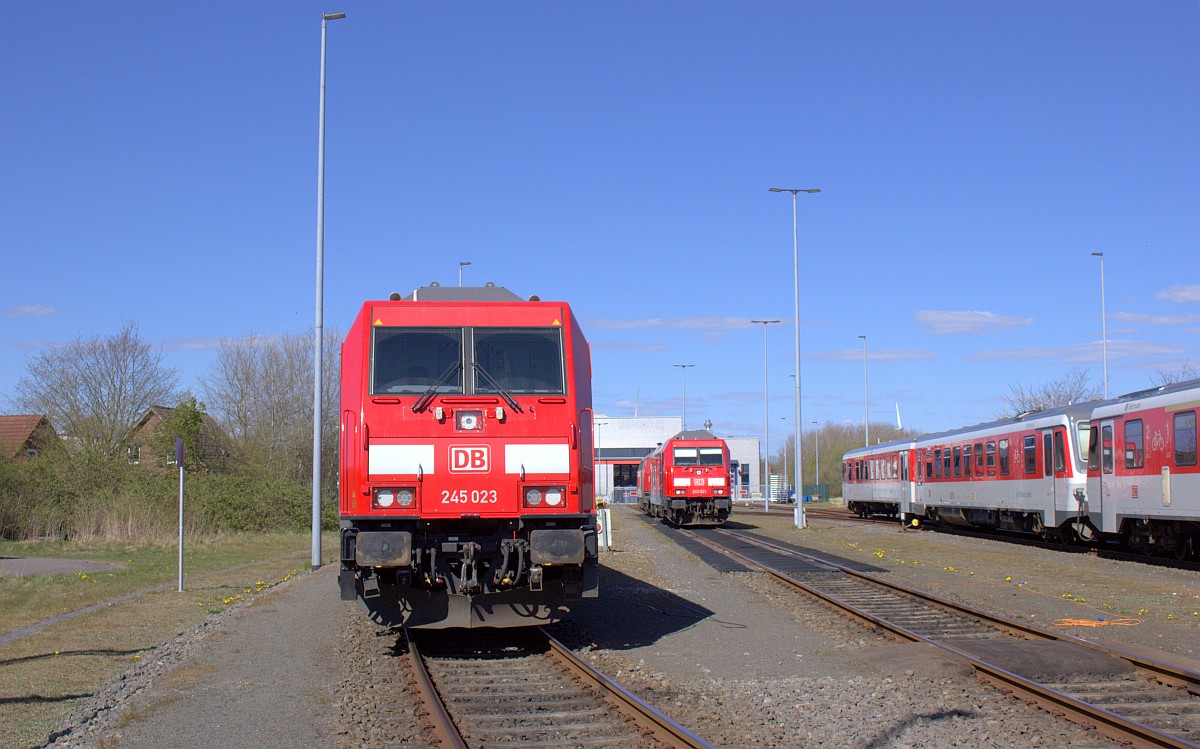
[38,505,1200,748]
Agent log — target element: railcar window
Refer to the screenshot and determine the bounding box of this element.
[371,327,463,395]
[934,449,942,478]
[986,441,996,475]
[473,327,565,394]
[999,439,1010,475]
[1054,430,1067,473]
[953,446,961,477]
[1087,426,1100,471]
[1043,432,1053,477]
[1076,423,1091,472]
[974,443,984,473]
[963,445,972,477]
[942,448,951,477]
[925,450,933,479]
[1101,425,1114,474]
[1174,411,1197,466]
[1024,435,1038,474]
[1124,420,1144,469]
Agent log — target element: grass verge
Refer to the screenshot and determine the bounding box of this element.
[0,532,336,749]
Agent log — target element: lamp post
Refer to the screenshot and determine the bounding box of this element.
[751,320,780,497]
[811,420,820,494]
[858,335,868,447]
[459,260,471,287]
[312,10,345,571]
[673,364,694,429]
[769,187,820,527]
[1091,252,1108,398]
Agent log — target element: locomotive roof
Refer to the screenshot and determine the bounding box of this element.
[669,429,720,441]
[394,284,527,302]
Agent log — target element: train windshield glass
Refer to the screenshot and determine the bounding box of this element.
[473,327,565,394]
[673,447,724,466]
[371,327,463,395]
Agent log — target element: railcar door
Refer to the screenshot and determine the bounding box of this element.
[1098,419,1115,517]
[1042,427,1070,514]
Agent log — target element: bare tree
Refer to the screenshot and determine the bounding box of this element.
[1153,361,1199,387]
[199,330,339,484]
[12,322,178,457]
[1001,366,1103,416]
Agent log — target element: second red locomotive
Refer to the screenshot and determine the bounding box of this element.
[338,284,599,628]
[637,430,732,526]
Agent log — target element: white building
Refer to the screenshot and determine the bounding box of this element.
[592,416,762,503]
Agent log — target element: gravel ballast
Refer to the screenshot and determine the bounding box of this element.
[37,504,1200,748]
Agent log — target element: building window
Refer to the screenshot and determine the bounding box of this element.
[127,445,141,464]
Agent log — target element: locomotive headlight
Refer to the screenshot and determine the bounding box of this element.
[457,410,482,430]
[545,488,563,506]
[375,489,395,508]
[396,488,415,507]
[525,488,543,506]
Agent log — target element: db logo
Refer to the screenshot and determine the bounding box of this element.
[449,445,490,473]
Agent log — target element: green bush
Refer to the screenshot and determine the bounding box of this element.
[0,453,337,542]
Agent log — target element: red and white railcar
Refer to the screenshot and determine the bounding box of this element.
[637,430,732,526]
[911,403,1096,539]
[1085,378,1200,558]
[338,284,598,628]
[842,438,916,519]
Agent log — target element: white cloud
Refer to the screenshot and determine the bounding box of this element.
[1156,285,1200,304]
[971,340,1187,362]
[914,310,1034,335]
[1109,312,1200,326]
[811,348,937,363]
[7,305,55,318]
[163,337,226,352]
[593,341,669,353]
[588,316,770,332]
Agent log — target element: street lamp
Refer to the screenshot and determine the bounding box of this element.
[751,320,780,498]
[1091,252,1108,398]
[312,9,346,571]
[673,364,694,429]
[769,187,820,527]
[858,335,868,447]
[811,420,820,493]
[459,260,472,287]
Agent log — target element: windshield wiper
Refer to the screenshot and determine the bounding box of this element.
[412,361,462,413]
[473,363,523,413]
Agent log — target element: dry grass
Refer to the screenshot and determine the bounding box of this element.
[0,532,335,749]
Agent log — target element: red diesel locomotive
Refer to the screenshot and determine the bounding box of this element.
[637,430,732,526]
[338,284,599,628]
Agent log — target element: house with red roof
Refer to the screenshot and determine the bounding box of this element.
[0,415,61,460]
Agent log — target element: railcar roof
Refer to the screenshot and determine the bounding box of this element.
[915,400,1102,444]
[843,436,916,459]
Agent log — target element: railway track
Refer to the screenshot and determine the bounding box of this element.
[761,505,1200,572]
[403,627,715,749]
[675,525,1200,748]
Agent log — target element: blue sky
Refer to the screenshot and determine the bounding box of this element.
[3,2,1197,454]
